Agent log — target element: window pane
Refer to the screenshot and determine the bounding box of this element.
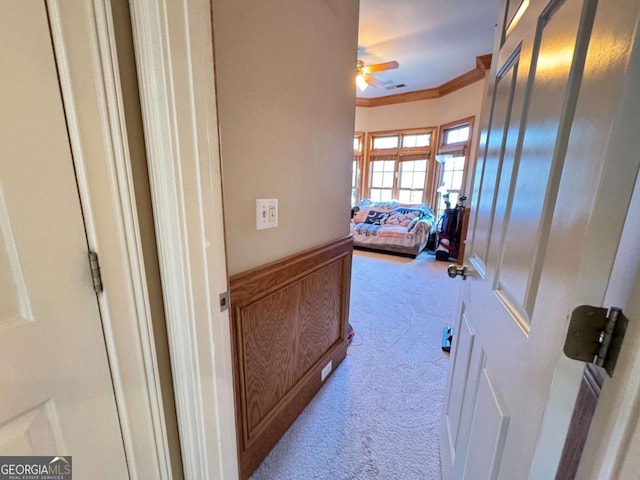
[444,125,470,145]
[400,170,413,188]
[351,189,357,206]
[452,156,466,170]
[382,171,394,188]
[413,159,427,170]
[399,189,424,204]
[380,189,393,201]
[402,133,431,148]
[353,136,361,151]
[372,172,383,188]
[398,190,411,203]
[438,196,447,213]
[352,160,359,188]
[442,171,454,189]
[416,134,431,147]
[412,171,425,189]
[402,135,416,148]
[370,188,382,201]
[452,170,464,189]
[371,160,395,172]
[371,160,395,192]
[399,160,427,191]
[372,135,399,149]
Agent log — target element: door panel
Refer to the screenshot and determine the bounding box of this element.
[0,189,33,331]
[444,305,475,457]
[493,0,588,323]
[443,297,488,478]
[461,366,510,480]
[0,401,65,455]
[0,2,128,477]
[469,53,520,277]
[441,0,600,478]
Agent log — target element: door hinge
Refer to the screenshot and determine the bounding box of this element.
[88,251,103,294]
[219,291,230,312]
[563,305,629,376]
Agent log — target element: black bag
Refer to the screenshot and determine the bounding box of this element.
[435,208,459,261]
[439,208,458,240]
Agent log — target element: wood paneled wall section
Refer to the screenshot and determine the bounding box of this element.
[229,236,353,479]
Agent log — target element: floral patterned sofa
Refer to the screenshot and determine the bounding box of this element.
[350,199,436,258]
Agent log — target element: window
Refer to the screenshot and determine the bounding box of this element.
[435,118,474,219]
[369,158,395,201]
[443,125,470,145]
[352,133,364,206]
[372,135,399,150]
[402,133,431,148]
[364,128,437,205]
[352,159,360,206]
[436,155,465,219]
[398,159,428,203]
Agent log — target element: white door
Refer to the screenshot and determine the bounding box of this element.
[440,0,640,478]
[0,2,128,478]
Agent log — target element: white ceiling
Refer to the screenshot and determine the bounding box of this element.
[357,0,501,98]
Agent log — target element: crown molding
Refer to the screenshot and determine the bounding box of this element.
[356,54,492,108]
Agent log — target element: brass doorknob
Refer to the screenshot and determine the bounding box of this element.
[447,264,468,280]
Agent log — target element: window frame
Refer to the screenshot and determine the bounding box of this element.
[352,132,365,206]
[435,117,475,219]
[362,127,438,206]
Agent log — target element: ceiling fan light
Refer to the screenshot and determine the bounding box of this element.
[355,74,368,91]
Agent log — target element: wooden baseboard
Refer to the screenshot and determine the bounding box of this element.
[229,236,353,479]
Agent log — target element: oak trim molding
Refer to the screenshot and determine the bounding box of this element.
[229,235,353,302]
[356,54,492,107]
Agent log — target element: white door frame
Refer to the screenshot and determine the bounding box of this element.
[129,0,238,479]
[47,0,173,478]
[574,19,640,473]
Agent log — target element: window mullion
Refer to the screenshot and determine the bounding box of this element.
[393,155,400,199]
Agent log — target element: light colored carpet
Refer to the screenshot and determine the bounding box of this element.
[250,250,460,480]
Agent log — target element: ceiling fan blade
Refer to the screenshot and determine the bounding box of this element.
[363,60,399,73]
[364,74,384,88]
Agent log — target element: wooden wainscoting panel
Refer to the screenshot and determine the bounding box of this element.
[242,283,301,432]
[229,236,353,479]
[296,261,343,378]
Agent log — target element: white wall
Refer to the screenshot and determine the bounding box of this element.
[213,0,359,275]
[355,81,484,132]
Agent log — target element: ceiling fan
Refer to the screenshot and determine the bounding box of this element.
[355,59,399,91]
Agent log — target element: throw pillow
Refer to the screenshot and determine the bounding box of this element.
[383,209,421,227]
[363,210,389,225]
[352,208,370,224]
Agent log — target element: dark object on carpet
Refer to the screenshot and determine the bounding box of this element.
[347,323,355,344]
[442,326,454,352]
[426,231,437,251]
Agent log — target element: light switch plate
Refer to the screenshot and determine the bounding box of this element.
[256,198,278,230]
